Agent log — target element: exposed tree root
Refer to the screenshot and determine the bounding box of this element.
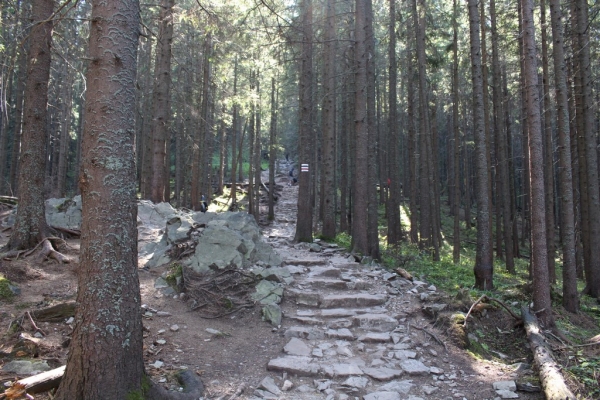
[1,366,66,399]
[2,237,71,263]
[409,323,448,352]
[464,294,521,328]
[521,305,576,400]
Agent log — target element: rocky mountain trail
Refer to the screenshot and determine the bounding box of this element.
[0,159,544,399]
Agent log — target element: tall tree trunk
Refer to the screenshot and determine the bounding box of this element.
[490,0,514,273]
[365,0,379,259]
[387,0,402,245]
[140,38,154,200]
[54,0,146,395]
[521,0,554,327]
[268,78,277,221]
[253,75,261,217]
[468,0,494,290]
[540,0,556,283]
[548,0,578,312]
[5,0,53,251]
[8,48,27,195]
[56,72,74,197]
[452,0,461,264]
[575,0,600,297]
[150,0,174,203]
[321,0,336,239]
[230,57,239,207]
[295,0,314,242]
[217,106,226,196]
[351,0,368,254]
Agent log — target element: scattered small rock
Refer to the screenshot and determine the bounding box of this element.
[170,324,179,332]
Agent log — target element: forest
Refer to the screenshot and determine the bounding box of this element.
[0,0,599,398]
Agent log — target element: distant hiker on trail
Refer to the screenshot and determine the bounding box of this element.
[200,195,208,213]
[289,167,298,185]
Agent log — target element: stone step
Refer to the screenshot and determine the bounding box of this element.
[295,277,371,291]
[283,259,327,267]
[320,293,388,309]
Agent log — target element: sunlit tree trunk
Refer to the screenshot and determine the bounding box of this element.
[150,0,174,203]
[5,0,53,251]
[268,78,277,221]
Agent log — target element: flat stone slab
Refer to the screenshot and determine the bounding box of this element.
[362,367,404,381]
[307,266,342,277]
[326,328,355,340]
[284,337,312,356]
[379,380,414,394]
[321,363,364,378]
[258,376,282,395]
[399,359,430,375]
[283,259,324,266]
[286,288,321,306]
[352,313,398,332]
[320,293,388,309]
[342,376,369,389]
[287,315,325,325]
[267,356,320,377]
[358,332,391,343]
[394,350,417,359]
[302,277,350,290]
[363,392,402,400]
[493,381,517,391]
[284,326,325,340]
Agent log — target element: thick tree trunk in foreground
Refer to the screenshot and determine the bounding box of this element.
[6,0,53,251]
[468,0,493,290]
[54,0,145,396]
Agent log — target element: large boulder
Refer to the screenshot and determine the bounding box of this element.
[45,195,82,230]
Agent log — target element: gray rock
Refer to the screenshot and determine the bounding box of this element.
[321,294,387,309]
[259,376,282,395]
[284,337,312,356]
[394,350,417,360]
[321,363,364,378]
[399,359,430,375]
[154,277,169,289]
[422,385,438,395]
[281,380,293,391]
[352,314,398,332]
[2,360,51,376]
[326,328,355,340]
[362,367,403,381]
[309,243,322,252]
[262,304,282,326]
[495,389,519,399]
[493,381,517,391]
[252,280,283,305]
[170,324,179,332]
[267,356,320,377]
[363,391,402,400]
[378,380,414,394]
[358,332,391,343]
[45,196,82,230]
[284,326,325,340]
[315,379,332,391]
[253,389,278,399]
[342,376,369,389]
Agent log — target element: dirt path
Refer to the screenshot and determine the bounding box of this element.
[0,160,543,399]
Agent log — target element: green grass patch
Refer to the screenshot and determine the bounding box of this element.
[0,275,16,302]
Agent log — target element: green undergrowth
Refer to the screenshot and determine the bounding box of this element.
[0,275,15,302]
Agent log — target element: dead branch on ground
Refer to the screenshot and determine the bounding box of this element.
[464,294,521,328]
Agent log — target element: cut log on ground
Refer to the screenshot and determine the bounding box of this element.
[2,366,65,398]
[521,306,576,400]
[31,302,77,322]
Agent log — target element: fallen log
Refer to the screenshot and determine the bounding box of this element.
[521,306,576,400]
[3,365,65,398]
[31,302,77,322]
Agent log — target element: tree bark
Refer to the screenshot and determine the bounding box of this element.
[268,78,276,221]
[548,0,578,312]
[490,0,514,273]
[150,0,174,203]
[294,0,314,243]
[321,0,336,240]
[5,0,53,251]
[387,0,402,246]
[468,0,493,290]
[521,0,553,326]
[451,0,461,264]
[54,0,147,396]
